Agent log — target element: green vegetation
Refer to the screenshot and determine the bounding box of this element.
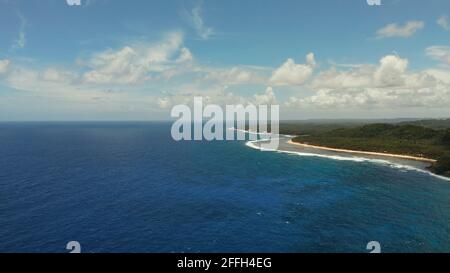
[432,156,450,175]
[399,118,450,130]
[281,121,450,177]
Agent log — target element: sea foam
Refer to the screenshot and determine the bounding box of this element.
[242,130,450,182]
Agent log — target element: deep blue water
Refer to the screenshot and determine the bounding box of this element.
[0,122,449,253]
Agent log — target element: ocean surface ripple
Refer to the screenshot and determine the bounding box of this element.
[0,123,449,253]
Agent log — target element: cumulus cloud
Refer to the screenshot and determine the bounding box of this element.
[376,21,424,38]
[157,85,278,112]
[288,85,450,109]
[286,54,450,110]
[312,65,373,89]
[0,59,11,74]
[374,55,408,87]
[313,55,411,89]
[83,46,143,84]
[3,24,450,119]
[41,68,77,83]
[425,69,450,84]
[253,86,277,105]
[3,64,148,114]
[82,32,194,84]
[270,53,315,86]
[6,66,80,92]
[157,85,248,110]
[437,15,450,31]
[202,66,268,85]
[426,46,450,65]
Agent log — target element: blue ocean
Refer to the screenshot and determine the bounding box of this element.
[0,122,449,253]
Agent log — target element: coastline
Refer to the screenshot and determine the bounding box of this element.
[240,129,449,180]
[287,140,437,163]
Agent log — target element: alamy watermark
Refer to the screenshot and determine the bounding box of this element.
[66,0,81,6]
[66,241,81,253]
[367,0,381,6]
[170,97,280,150]
[367,241,381,253]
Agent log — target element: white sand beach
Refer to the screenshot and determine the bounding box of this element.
[287,140,437,163]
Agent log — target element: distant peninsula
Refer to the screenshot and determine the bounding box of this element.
[279,120,450,178]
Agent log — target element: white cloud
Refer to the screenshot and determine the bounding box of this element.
[437,15,450,31]
[7,67,78,93]
[253,86,277,105]
[176,47,194,63]
[4,65,149,114]
[426,46,450,65]
[425,69,450,84]
[306,53,316,67]
[289,85,450,109]
[202,66,268,85]
[83,46,143,84]
[286,54,450,110]
[312,65,373,89]
[41,68,76,83]
[156,85,277,111]
[374,55,408,87]
[157,97,171,109]
[12,12,27,50]
[186,3,214,40]
[269,53,315,86]
[376,21,424,38]
[3,62,108,103]
[0,59,11,74]
[157,85,247,109]
[3,29,450,119]
[313,55,411,89]
[82,32,193,84]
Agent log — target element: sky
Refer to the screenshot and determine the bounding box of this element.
[0,0,449,121]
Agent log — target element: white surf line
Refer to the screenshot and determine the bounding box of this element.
[227,127,294,138]
[227,127,272,136]
[287,140,436,163]
[245,137,450,182]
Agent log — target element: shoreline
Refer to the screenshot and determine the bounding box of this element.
[287,140,437,164]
